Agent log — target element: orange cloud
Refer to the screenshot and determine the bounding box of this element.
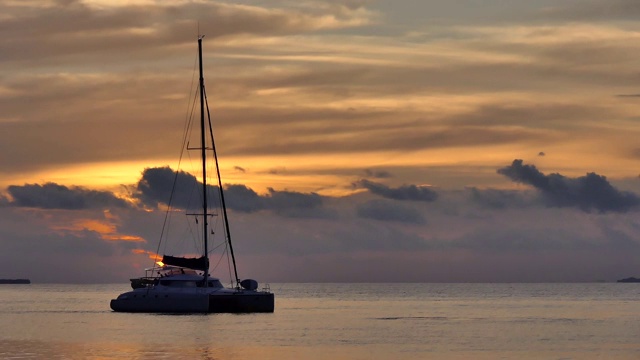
[131,249,162,261]
[102,234,145,242]
[52,218,145,242]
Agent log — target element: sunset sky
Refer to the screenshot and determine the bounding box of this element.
[2,0,640,283]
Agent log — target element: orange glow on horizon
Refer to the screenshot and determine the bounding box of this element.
[4,146,637,200]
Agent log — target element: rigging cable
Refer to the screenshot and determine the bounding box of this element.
[203,84,241,285]
[153,50,200,269]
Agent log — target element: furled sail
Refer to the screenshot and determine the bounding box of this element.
[161,255,208,271]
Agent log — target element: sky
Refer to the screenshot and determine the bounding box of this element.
[2,0,640,283]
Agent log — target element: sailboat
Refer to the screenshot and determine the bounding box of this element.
[110,37,274,313]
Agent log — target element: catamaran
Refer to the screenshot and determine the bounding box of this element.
[110,37,274,313]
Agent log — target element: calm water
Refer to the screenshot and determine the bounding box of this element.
[0,283,638,359]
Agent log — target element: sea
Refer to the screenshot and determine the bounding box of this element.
[0,283,638,359]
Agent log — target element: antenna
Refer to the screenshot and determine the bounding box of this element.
[197,22,205,40]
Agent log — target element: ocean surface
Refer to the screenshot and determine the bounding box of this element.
[0,283,638,359]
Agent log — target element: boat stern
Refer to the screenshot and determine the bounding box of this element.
[208,291,274,313]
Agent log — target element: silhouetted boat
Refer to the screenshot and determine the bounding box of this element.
[110,37,274,313]
[0,279,30,284]
[617,277,640,283]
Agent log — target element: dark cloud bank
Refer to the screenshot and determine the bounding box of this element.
[137,168,442,222]
[136,167,325,217]
[355,179,438,202]
[349,179,439,223]
[4,183,129,209]
[1,167,326,217]
[2,168,441,225]
[6,163,639,218]
[498,159,640,213]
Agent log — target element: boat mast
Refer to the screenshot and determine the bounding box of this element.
[198,36,209,286]
[199,36,240,287]
[203,57,241,288]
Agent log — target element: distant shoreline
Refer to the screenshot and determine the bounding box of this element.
[0,279,31,284]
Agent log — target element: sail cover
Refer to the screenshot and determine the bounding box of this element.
[162,255,208,271]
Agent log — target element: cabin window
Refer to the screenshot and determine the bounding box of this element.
[159,280,197,288]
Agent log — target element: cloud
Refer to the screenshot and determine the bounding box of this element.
[363,168,392,178]
[537,0,640,22]
[51,214,145,243]
[223,184,264,212]
[3,4,638,186]
[135,167,204,210]
[0,0,376,67]
[497,159,640,213]
[224,107,555,157]
[6,183,129,210]
[134,166,326,217]
[355,179,438,202]
[265,188,327,218]
[267,188,322,208]
[356,199,425,224]
[467,187,535,209]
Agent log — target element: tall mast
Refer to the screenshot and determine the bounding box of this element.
[198,36,209,286]
[199,36,240,287]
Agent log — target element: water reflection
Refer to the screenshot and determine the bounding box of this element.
[0,339,267,360]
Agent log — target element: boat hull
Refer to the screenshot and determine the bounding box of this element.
[208,293,274,313]
[110,291,274,313]
[0,279,30,284]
